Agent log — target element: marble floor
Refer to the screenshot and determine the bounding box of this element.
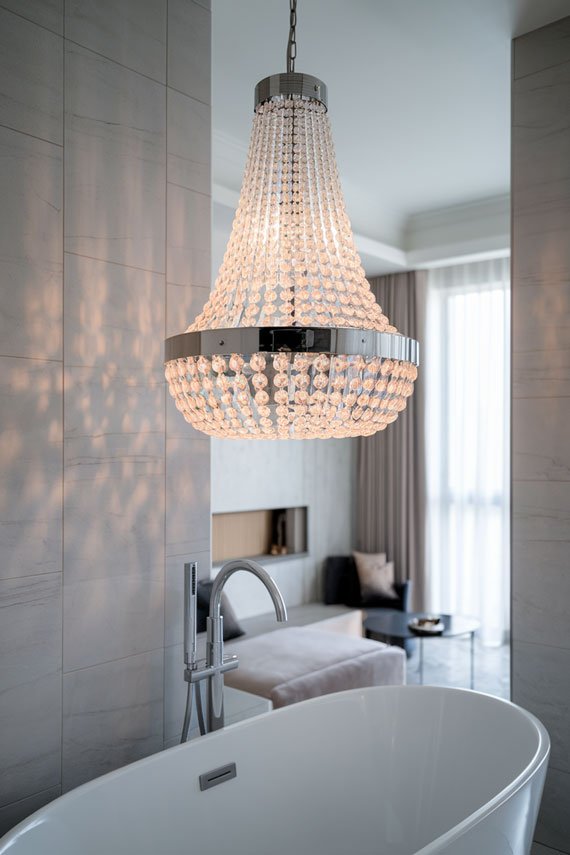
[404,636,511,699]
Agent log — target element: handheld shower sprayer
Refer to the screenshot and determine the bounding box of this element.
[181,561,207,742]
[183,562,198,669]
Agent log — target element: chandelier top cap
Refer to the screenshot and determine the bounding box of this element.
[254,72,327,110]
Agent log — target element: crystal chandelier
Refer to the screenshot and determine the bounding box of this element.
[165,0,419,440]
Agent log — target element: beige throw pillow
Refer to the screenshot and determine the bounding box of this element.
[352,550,397,600]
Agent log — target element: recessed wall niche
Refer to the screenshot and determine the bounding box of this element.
[212,507,308,564]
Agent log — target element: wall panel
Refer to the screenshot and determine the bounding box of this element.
[512,17,570,854]
[0,0,211,835]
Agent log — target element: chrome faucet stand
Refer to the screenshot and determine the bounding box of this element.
[181,558,287,740]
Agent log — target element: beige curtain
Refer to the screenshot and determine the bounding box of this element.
[356,270,427,610]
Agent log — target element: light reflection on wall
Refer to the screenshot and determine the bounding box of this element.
[0,0,212,822]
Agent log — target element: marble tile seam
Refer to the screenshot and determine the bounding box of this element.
[64,427,165,438]
[513,342,570,352]
[165,545,212,560]
[0,353,63,364]
[165,83,210,109]
[166,86,212,113]
[62,363,167,378]
[548,762,570,777]
[533,843,568,855]
[0,3,62,37]
[166,179,211,201]
[514,54,570,83]
[513,637,570,655]
[63,37,167,89]
[63,35,212,102]
[63,250,163,277]
[61,643,166,676]
[0,783,62,812]
[0,120,63,148]
[0,569,62,584]
[514,478,570,482]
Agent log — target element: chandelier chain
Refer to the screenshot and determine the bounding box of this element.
[287,0,297,73]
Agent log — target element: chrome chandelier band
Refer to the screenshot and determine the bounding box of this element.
[165,327,419,365]
[255,73,328,110]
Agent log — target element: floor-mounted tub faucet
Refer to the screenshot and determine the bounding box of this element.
[206,559,287,732]
[181,559,287,740]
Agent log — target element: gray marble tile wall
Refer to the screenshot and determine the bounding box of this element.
[0,0,210,836]
[512,17,570,855]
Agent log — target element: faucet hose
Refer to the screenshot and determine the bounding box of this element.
[180,682,193,743]
[196,684,207,736]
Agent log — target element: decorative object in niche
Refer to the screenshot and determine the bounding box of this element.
[212,507,308,563]
[270,509,288,555]
[164,0,419,439]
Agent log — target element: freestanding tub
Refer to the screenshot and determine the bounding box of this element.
[0,686,549,855]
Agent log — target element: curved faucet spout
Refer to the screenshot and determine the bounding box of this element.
[209,558,288,623]
[205,558,287,733]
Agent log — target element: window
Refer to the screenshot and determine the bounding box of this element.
[425,258,510,646]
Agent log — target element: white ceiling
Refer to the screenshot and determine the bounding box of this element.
[212,0,570,258]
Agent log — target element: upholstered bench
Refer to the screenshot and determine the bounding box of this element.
[224,625,406,708]
[195,584,406,711]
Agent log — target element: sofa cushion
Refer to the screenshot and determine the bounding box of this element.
[353,550,397,601]
[196,580,245,641]
[224,626,406,708]
[323,555,412,613]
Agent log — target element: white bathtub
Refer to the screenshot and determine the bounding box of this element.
[0,686,549,855]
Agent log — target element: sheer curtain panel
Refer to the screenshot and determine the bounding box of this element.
[425,258,510,647]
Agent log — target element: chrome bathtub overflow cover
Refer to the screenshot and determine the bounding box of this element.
[199,762,237,791]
